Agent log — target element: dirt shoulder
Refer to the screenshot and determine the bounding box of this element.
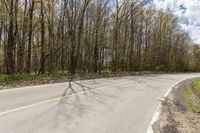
[0,71,165,90]
[153,80,200,133]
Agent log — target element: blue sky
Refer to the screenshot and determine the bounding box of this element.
[151,0,200,44]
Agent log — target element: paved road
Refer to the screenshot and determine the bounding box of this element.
[0,74,200,133]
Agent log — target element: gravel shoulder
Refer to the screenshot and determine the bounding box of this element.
[153,80,200,133]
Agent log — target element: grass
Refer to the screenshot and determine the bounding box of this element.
[183,78,200,112]
[184,88,194,112]
[0,86,5,90]
[193,78,200,93]
[0,74,36,83]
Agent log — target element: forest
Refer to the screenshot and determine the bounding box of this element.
[0,0,200,77]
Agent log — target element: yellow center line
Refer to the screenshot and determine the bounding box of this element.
[0,81,132,117]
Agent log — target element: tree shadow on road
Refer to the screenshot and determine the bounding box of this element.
[124,76,158,90]
[62,80,96,97]
[7,80,115,133]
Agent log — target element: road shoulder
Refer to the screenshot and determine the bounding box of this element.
[153,80,200,133]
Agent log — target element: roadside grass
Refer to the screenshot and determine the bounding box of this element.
[183,88,194,112]
[0,86,5,90]
[183,78,200,113]
[0,74,36,82]
[0,71,189,90]
[0,72,68,83]
[193,78,200,93]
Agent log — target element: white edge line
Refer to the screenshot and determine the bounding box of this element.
[146,77,199,133]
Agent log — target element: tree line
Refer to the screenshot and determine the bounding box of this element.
[0,0,200,76]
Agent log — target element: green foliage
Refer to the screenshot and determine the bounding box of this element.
[193,78,200,93]
[183,88,194,112]
[183,79,200,113]
[0,74,36,82]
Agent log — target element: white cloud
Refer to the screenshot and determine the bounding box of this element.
[153,0,200,44]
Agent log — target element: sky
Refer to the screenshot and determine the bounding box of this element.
[150,0,200,44]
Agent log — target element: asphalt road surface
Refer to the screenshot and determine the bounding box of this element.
[0,73,200,133]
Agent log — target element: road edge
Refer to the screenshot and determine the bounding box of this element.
[146,78,192,133]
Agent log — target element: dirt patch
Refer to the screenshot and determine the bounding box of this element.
[153,80,200,133]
